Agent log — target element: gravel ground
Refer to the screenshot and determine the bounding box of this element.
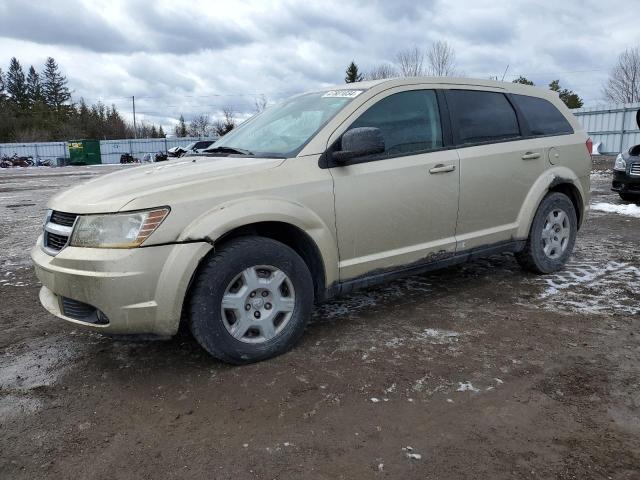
[1,158,639,479]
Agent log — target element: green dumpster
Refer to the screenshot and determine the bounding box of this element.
[68,140,101,165]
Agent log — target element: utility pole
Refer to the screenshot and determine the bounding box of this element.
[132,96,137,139]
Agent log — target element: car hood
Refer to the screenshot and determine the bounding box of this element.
[48,156,286,214]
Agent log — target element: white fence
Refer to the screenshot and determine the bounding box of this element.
[0,141,68,163]
[0,136,218,165]
[572,102,640,155]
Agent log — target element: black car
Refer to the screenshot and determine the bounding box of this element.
[612,144,640,202]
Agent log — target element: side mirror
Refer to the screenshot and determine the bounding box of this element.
[332,127,385,164]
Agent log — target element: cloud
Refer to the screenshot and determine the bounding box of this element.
[0,1,135,53]
[0,0,638,128]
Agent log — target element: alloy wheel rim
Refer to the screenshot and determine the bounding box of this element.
[221,265,295,343]
[541,208,570,259]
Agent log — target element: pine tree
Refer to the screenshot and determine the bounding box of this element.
[158,125,165,138]
[175,115,188,137]
[150,125,158,138]
[42,57,71,111]
[26,66,43,107]
[345,61,363,83]
[0,68,6,101]
[6,57,28,108]
[512,76,534,86]
[549,80,584,109]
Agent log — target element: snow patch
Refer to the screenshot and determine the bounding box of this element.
[591,202,640,218]
[419,328,460,342]
[536,259,640,315]
[457,381,480,393]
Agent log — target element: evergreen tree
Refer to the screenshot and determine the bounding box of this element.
[345,61,363,83]
[26,66,42,107]
[0,68,6,101]
[158,125,165,138]
[42,57,71,111]
[6,57,28,108]
[175,114,188,137]
[549,80,584,109]
[512,76,534,86]
[150,125,158,138]
[76,98,91,135]
[105,105,127,139]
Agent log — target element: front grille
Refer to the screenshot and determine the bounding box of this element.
[630,163,640,176]
[45,231,69,250]
[50,211,78,227]
[43,210,77,255]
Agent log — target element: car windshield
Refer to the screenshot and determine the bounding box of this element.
[206,90,363,157]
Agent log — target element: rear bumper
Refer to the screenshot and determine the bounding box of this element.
[612,170,640,194]
[31,237,211,335]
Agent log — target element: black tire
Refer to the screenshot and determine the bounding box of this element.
[189,236,314,364]
[619,192,640,203]
[516,192,577,274]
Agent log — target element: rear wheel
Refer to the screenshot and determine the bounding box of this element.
[516,192,577,274]
[619,192,640,203]
[189,236,314,364]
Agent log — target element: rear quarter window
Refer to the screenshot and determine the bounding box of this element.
[511,94,574,136]
[446,90,520,145]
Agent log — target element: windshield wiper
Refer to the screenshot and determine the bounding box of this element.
[203,146,254,156]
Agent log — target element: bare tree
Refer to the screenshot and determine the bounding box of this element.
[188,114,211,137]
[364,63,398,80]
[395,47,425,77]
[214,107,236,136]
[253,94,268,114]
[427,40,457,76]
[603,47,640,104]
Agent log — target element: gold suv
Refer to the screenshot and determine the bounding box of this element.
[32,77,591,364]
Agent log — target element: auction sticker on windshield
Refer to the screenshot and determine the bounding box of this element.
[322,90,364,98]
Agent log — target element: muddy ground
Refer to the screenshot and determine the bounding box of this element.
[1,159,639,479]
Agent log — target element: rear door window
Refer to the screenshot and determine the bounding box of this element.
[511,94,573,136]
[347,89,443,157]
[446,90,520,145]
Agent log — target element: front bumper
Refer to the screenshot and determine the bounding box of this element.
[31,237,211,335]
[612,169,640,194]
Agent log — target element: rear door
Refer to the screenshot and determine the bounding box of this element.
[445,89,547,250]
[330,88,460,280]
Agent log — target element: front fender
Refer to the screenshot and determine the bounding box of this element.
[515,166,587,239]
[177,196,339,286]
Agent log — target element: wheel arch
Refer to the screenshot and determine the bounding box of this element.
[178,198,339,303]
[516,168,587,239]
[215,221,328,301]
[547,179,584,229]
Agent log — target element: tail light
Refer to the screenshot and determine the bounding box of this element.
[586,137,593,155]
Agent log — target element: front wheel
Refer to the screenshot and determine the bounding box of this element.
[619,192,640,203]
[189,236,314,364]
[516,192,577,274]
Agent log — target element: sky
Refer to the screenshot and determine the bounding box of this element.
[0,0,638,131]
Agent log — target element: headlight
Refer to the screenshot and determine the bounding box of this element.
[614,154,627,172]
[69,207,169,248]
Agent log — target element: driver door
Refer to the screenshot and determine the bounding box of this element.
[329,88,460,281]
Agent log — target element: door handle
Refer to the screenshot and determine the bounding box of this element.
[521,152,541,160]
[429,164,456,174]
